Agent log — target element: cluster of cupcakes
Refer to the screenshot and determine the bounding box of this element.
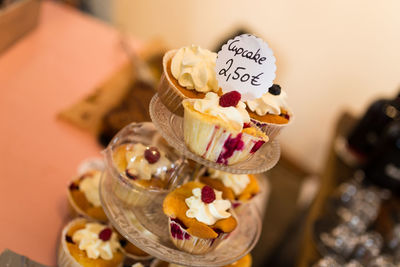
[158,45,292,165]
[60,153,255,266]
[60,162,155,267]
[58,42,290,266]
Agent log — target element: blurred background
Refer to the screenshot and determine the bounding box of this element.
[1,0,400,267]
[87,0,400,173]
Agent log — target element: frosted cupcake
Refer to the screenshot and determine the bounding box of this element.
[163,181,237,254]
[158,45,220,116]
[151,253,252,267]
[246,84,292,139]
[68,170,108,222]
[199,169,260,208]
[58,218,124,267]
[111,143,175,206]
[182,91,269,165]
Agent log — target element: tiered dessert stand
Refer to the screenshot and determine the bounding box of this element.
[99,93,281,267]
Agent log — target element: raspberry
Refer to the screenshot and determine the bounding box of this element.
[243,122,251,128]
[219,91,241,107]
[144,147,160,164]
[201,185,216,204]
[98,228,112,241]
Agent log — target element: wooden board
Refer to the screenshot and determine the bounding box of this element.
[0,0,40,54]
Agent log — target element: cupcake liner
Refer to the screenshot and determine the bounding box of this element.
[183,102,267,165]
[251,111,294,140]
[168,218,227,254]
[58,218,124,267]
[157,49,186,116]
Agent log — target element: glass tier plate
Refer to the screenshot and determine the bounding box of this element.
[149,94,280,174]
[100,169,262,267]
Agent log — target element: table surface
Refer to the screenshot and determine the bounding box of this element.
[0,1,141,265]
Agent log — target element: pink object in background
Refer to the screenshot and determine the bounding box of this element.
[0,1,141,265]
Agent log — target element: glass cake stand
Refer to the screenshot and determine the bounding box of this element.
[149,93,281,174]
[99,92,281,266]
[100,165,262,266]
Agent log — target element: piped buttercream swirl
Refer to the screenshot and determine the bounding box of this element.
[171,45,218,93]
[185,187,232,225]
[209,169,250,196]
[79,171,101,207]
[187,92,250,132]
[246,90,288,116]
[72,223,120,260]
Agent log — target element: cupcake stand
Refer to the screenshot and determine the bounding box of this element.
[99,94,281,266]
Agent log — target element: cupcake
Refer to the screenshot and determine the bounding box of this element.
[58,218,124,267]
[163,181,237,254]
[246,84,292,139]
[199,169,260,208]
[157,45,220,116]
[151,253,252,267]
[68,169,108,222]
[111,142,175,206]
[182,91,269,165]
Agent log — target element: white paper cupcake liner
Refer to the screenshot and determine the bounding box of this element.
[183,103,267,165]
[168,218,227,254]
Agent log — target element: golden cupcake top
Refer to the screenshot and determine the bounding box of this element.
[68,170,108,221]
[163,181,237,239]
[153,253,252,267]
[64,219,124,266]
[246,84,291,124]
[71,223,120,260]
[200,169,259,201]
[225,254,252,267]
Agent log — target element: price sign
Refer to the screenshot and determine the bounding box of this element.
[215,34,276,101]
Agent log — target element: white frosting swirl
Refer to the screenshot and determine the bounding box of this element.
[72,223,120,260]
[125,143,172,180]
[79,171,101,207]
[171,45,218,93]
[209,169,250,196]
[246,90,288,116]
[188,92,250,132]
[185,187,232,225]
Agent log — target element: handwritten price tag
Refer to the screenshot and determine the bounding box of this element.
[215,34,276,101]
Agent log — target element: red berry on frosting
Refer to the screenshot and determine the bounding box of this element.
[144,147,160,164]
[201,185,216,204]
[99,228,112,241]
[219,91,241,107]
